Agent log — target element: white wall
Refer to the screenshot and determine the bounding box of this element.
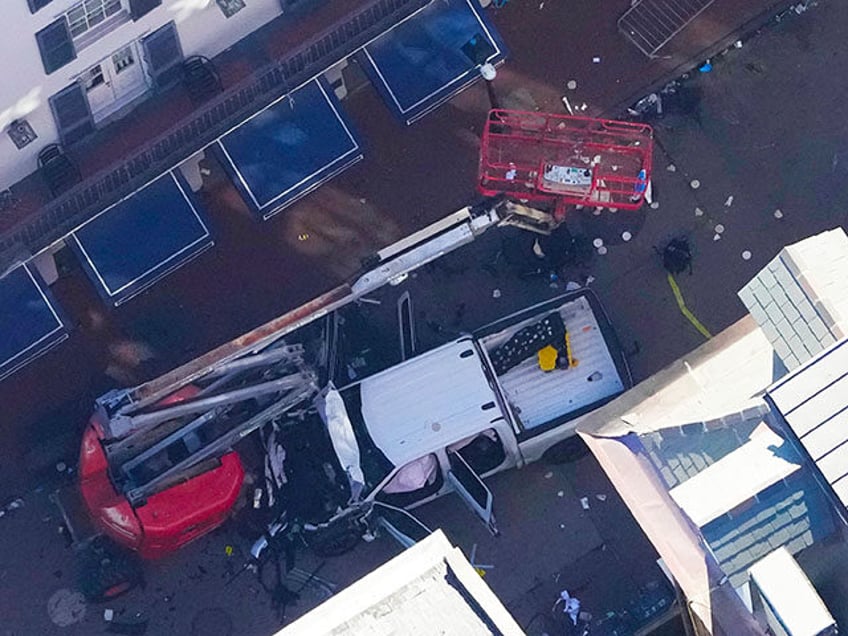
[0,0,284,189]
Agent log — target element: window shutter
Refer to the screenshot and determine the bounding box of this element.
[35,18,76,75]
[141,22,184,92]
[49,83,95,146]
[128,0,162,20]
[27,0,53,13]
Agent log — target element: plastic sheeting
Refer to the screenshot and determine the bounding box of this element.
[317,384,365,500]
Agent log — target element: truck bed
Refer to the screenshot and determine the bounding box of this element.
[476,291,627,436]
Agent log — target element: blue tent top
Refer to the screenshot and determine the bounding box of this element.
[215,78,362,220]
[70,170,213,306]
[0,263,68,381]
[358,0,508,124]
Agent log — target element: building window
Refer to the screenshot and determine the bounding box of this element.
[112,45,135,74]
[66,0,125,39]
[84,64,106,91]
[215,0,245,18]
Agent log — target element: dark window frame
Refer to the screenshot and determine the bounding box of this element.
[27,0,53,13]
[35,18,77,75]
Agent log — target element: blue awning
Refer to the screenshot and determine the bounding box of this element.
[0,263,68,381]
[70,171,213,306]
[214,79,362,220]
[358,0,507,125]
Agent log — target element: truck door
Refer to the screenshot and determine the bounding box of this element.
[372,502,432,549]
[397,291,416,361]
[447,450,499,536]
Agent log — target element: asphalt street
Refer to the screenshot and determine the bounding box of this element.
[2,0,847,634]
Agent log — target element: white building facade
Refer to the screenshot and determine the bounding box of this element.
[0,0,292,189]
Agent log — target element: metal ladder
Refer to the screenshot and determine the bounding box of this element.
[101,343,318,506]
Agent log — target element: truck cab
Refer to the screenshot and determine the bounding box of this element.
[334,336,518,534]
[318,289,632,536]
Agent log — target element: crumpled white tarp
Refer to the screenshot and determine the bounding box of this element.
[263,426,287,507]
[557,589,581,626]
[317,384,365,500]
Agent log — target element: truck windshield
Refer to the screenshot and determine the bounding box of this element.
[338,384,394,493]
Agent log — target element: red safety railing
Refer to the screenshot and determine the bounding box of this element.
[479,110,653,212]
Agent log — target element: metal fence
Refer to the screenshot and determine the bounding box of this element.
[618,0,717,58]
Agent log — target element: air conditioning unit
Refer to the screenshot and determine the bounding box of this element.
[7,119,38,150]
[748,547,837,636]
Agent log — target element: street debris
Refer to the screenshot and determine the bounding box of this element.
[556,589,582,626]
[774,208,784,219]
[48,588,87,627]
[657,237,692,275]
[580,497,590,510]
[695,207,704,216]
[557,490,565,497]
[544,471,553,479]
[592,238,604,248]
[698,60,713,73]
[597,246,608,255]
[104,609,114,621]
[666,164,676,172]
[596,494,607,501]
[713,234,721,242]
[724,195,734,207]
[714,224,725,235]
[649,201,660,209]
[592,57,601,64]
[567,80,578,90]
[469,544,494,577]
[742,250,753,261]
[622,231,632,242]
[690,179,700,189]
[225,545,234,557]
[0,496,24,520]
[734,40,744,48]
[561,95,574,116]
[629,80,700,121]
[106,615,149,635]
[492,288,502,299]
[533,238,545,259]
[56,462,67,472]
[629,93,662,118]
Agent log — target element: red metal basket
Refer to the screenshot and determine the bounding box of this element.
[479,109,653,212]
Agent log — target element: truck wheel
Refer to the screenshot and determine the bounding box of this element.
[542,436,590,464]
[77,537,142,602]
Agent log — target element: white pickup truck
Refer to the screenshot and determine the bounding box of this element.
[278,288,632,547]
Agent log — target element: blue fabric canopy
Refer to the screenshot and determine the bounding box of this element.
[0,264,68,381]
[215,78,362,220]
[70,171,213,306]
[358,0,507,125]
